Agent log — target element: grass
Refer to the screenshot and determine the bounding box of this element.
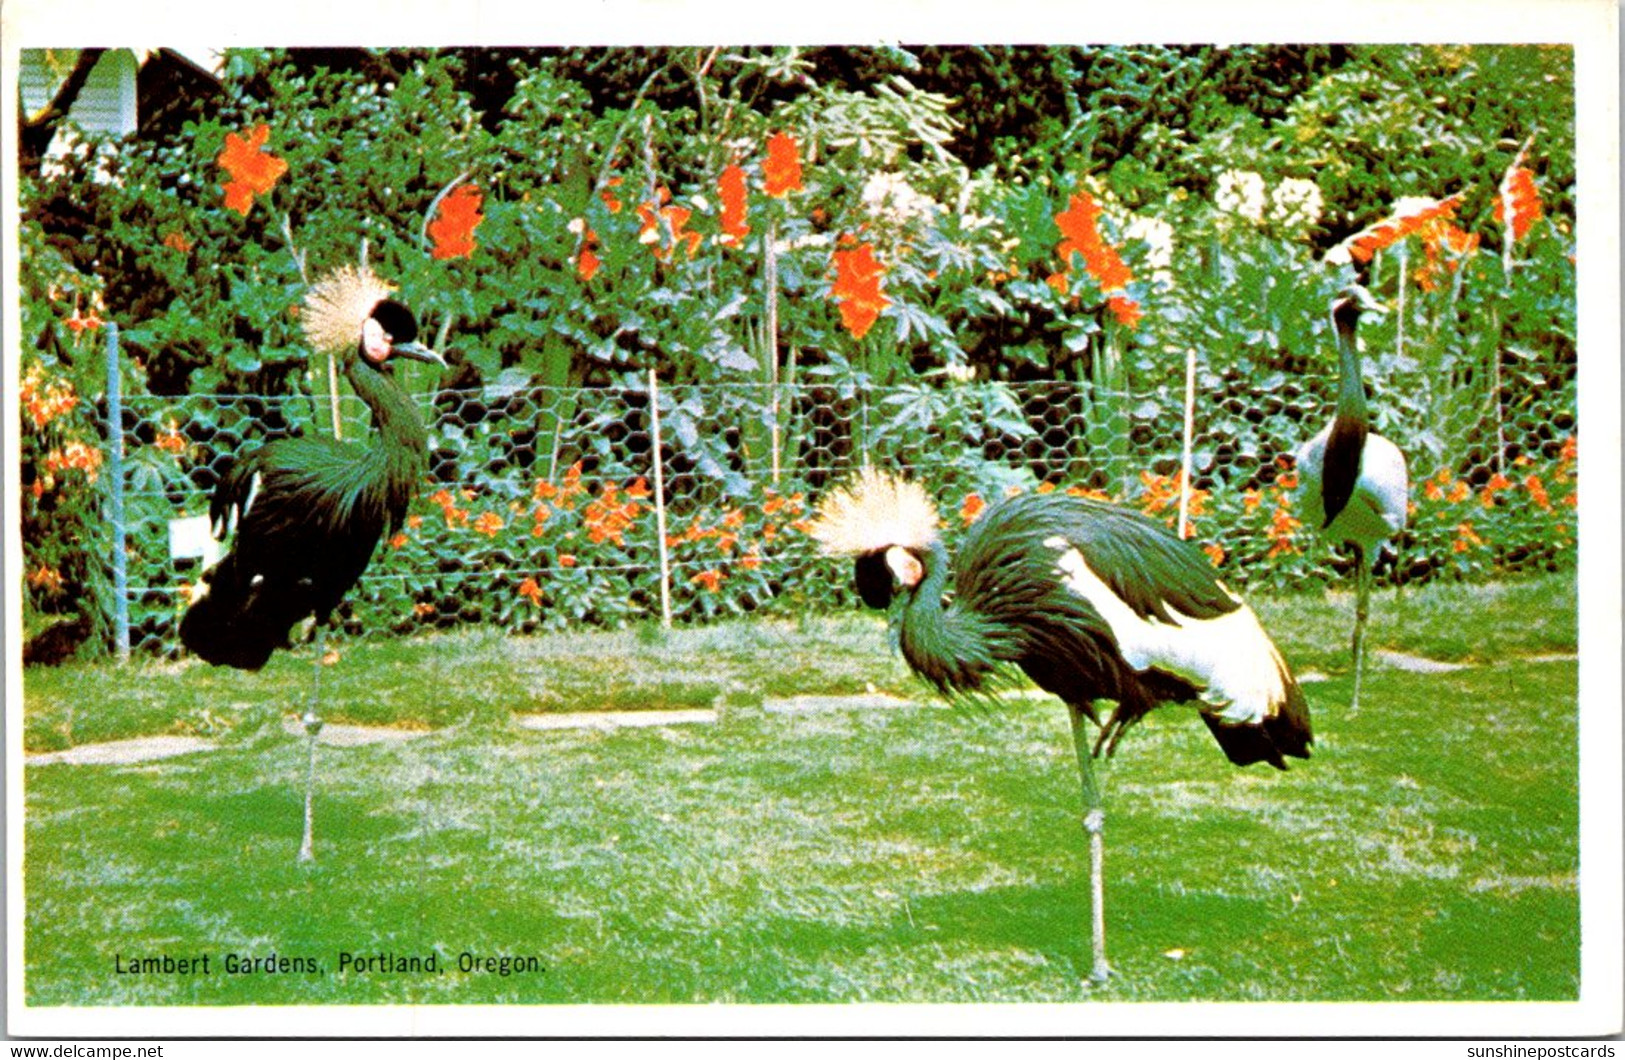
[22,573,1579,1005]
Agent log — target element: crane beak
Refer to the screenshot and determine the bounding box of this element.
[391,340,447,368]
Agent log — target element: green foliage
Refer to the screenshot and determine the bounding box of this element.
[19,45,1577,656]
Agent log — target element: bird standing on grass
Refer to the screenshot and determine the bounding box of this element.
[1293,286,1409,714]
[180,264,446,862]
[809,470,1311,986]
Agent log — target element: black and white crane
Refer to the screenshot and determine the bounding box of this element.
[810,470,1312,985]
[180,264,446,861]
[1293,285,1410,713]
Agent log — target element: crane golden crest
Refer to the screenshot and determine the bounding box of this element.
[807,467,941,557]
[301,264,398,354]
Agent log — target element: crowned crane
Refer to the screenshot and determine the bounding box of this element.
[1293,285,1409,714]
[180,264,446,862]
[809,470,1311,986]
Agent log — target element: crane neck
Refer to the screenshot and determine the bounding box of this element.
[343,353,430,461]
[1332,302,1369,429]
[897,540,1001,695]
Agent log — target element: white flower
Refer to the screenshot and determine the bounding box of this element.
[860,172,939,228]
[1122,213,1175,287]
[1270,177,1324,231]
[1214,169,1267,223]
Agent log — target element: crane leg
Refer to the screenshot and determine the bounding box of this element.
[1350,546,1370,717]
[297,624,327,864]
[1068,704,1111,987]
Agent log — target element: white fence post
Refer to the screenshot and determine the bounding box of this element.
[649,370,673,629]
[104,322,131,661]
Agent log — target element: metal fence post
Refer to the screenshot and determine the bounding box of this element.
[104,322,131,661]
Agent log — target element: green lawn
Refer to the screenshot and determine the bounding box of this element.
[22,574,1580,1005]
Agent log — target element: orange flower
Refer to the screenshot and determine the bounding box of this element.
[518,577,543,604]
[162,230,193,253]
[429,184,484,261]
[1054,191,1134,294]
[154,420,186,454]
[1106,295,1143,329]
[626,477,651,499]
[741,545,764,571]
[583,481,643,546]
[1481,472,1513,509]
[762,133,803,198]
[1065,485,1114,502]
[637,195,702,261]
[1525,474,1551,511]
[718,163,750,245]
[63,306,105,343]
[691,568,724,592]
[1266,506,1301,558]
[27,565,64,593]
[1243,488,1263,513]
[21,367,78,428]
[1453,521,1484,552]
[1423,478,1443,502]
[1447,480,1471,504]
[558,554,578,568]
[43,441,102,482]
[407,514,423,529]
[1202,542,1225,567]
[600,175,625,214]
[216,124,288,217]
[829,241,890,340]
[1495,166,1543,243]
[576,226,601,282]
[473,511,505,537]
[1415,220,1480,292]
[1334,193,1465,264]
[413,601,436,617]
[961,492,986,525]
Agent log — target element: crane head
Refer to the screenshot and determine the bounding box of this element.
[1331,284,1388,326]
[363,300,447,369]
[808,468,938,610]
[302,265,446,370]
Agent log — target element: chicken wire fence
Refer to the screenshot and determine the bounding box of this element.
[105,357,1578,659]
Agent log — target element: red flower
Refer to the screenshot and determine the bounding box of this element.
[1335,193,1465,264]
[1054,191,1133,294]
[1106,295,1142,328]
[1525,474,1551,511]
[718,164,750,245]
[829,240,890,340]
[575,225,602,282]
[637,193,702,262]
[1494,166,1543,243]
[216,124,288,217]
[762,133,803,198]
[429,184,484,261]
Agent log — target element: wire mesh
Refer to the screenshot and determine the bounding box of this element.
[110,363,1578,658]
